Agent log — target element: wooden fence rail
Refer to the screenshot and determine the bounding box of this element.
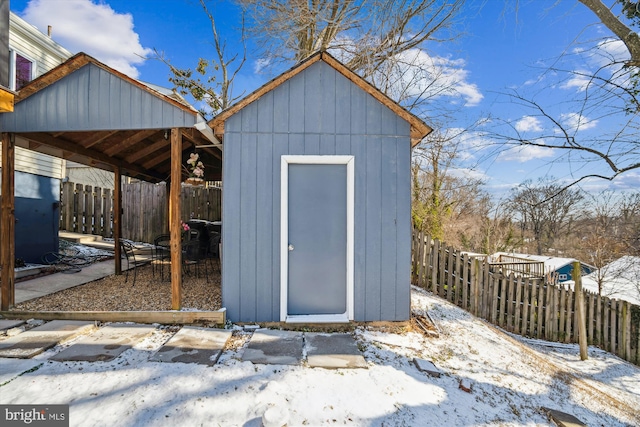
[412,231,640,366]
[60,181,222,244]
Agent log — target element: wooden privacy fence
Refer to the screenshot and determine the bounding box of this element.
[412,231,640,366]
[60,181,222,243]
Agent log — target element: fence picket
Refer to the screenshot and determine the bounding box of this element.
[506,274,514,332]
[462,253,470,311]
[498,274,506,327]
[431,239,440,294]
[514,275,522,334]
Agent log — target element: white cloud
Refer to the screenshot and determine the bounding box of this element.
[21,0,152,78]
[383,49,483,107]
[447,167,489,182]
[560,71,592,91]
[497,143,556,163]
[515,116,543,132]
[560,112,598,132]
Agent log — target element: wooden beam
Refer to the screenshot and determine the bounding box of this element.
[125,136,169,164]
[142,139,190,170]
[113,166,122,275]
[80,130,118,148]
[170,128,182,310]
[0,133,15,310]
[103,129,157,157]
[0,309,226,325]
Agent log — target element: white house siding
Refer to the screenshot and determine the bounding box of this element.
[5,12,71,179]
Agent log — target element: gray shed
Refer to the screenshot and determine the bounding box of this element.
[211,52,432,323]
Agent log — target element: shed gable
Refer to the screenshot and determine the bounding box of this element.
[226,60,410,140]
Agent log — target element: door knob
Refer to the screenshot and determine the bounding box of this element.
[288,244,294,251]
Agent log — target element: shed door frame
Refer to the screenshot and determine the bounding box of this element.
[280,155,354,323]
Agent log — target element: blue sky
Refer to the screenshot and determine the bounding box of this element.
[9,0,640,198]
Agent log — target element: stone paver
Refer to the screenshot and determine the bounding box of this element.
[0,319,26,332]
[50,324,156,362]
[541,407,587,427]
[0,359,43,385]
[0,320,96,359]
[242,329,303,365]
[413,358,442,377]
[151,327,232,366]
[305,333,367,369]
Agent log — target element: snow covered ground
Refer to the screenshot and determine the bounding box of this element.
[1,287,639,426]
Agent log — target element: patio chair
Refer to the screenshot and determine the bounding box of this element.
[182,239,209,281]
[207,231,221,273]
[153,234,171,280]
[119,239,146,286]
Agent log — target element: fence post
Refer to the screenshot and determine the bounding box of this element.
[573,261,588,360]
[470,258,479,316]
[622,301,629,361]
[431,238,440,294]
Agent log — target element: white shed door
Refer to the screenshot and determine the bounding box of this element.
[281,156,354,323]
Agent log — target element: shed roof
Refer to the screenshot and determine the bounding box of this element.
[210,51,433,147]
[0,52,221,182]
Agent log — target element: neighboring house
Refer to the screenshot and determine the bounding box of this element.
[1,12,73,263]
[211,51,432,323]
[491,252,596,282]
[582,256,640,306]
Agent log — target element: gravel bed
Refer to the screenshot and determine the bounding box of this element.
[12,262,222,312]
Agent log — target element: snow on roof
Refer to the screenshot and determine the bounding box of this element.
[491,252,578,272]
[582,256,640,306]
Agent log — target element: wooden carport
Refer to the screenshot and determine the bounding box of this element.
[0,53,223,312]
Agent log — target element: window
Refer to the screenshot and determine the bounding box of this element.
[9,50,35,90]
[558,273,568,281]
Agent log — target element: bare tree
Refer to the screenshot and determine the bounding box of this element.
[239,0,464,71]
[508,177,584,255]
[153,0,247,117]
[488,0,640,191]
[412,128,495,250]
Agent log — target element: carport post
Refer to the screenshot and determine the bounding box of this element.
[113,166,122,275]
[1,132,15,310]
[170,128,182,310]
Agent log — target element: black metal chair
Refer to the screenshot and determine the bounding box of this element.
[153,234,171,280]
[207,231,221,273]
[181,238,209,281]
[119,239,146,286]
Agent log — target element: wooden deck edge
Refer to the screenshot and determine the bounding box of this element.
[0,308,226,325]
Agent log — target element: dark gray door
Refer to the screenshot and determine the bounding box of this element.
[287,163,347,315]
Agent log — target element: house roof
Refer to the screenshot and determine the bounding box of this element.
[0,53,221,182]
[582,256,640,306]
[492,252,593,273]
[210,51,433,147]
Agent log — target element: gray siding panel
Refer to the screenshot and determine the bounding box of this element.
[288,73,305,133]
[239,133,258,322]
[222,60,415,322]
[256,133,274,321]
[380,137,398,320]
[364,137,382,321]
[395,137,412,320]
[273,80,289,133]
[1,63,196,132]
[334,72,351,135]
[257,91,274,133]
[222,129,242,321]
[304,63,322,134]
[271,135,288,318]
[351,135,367,321]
